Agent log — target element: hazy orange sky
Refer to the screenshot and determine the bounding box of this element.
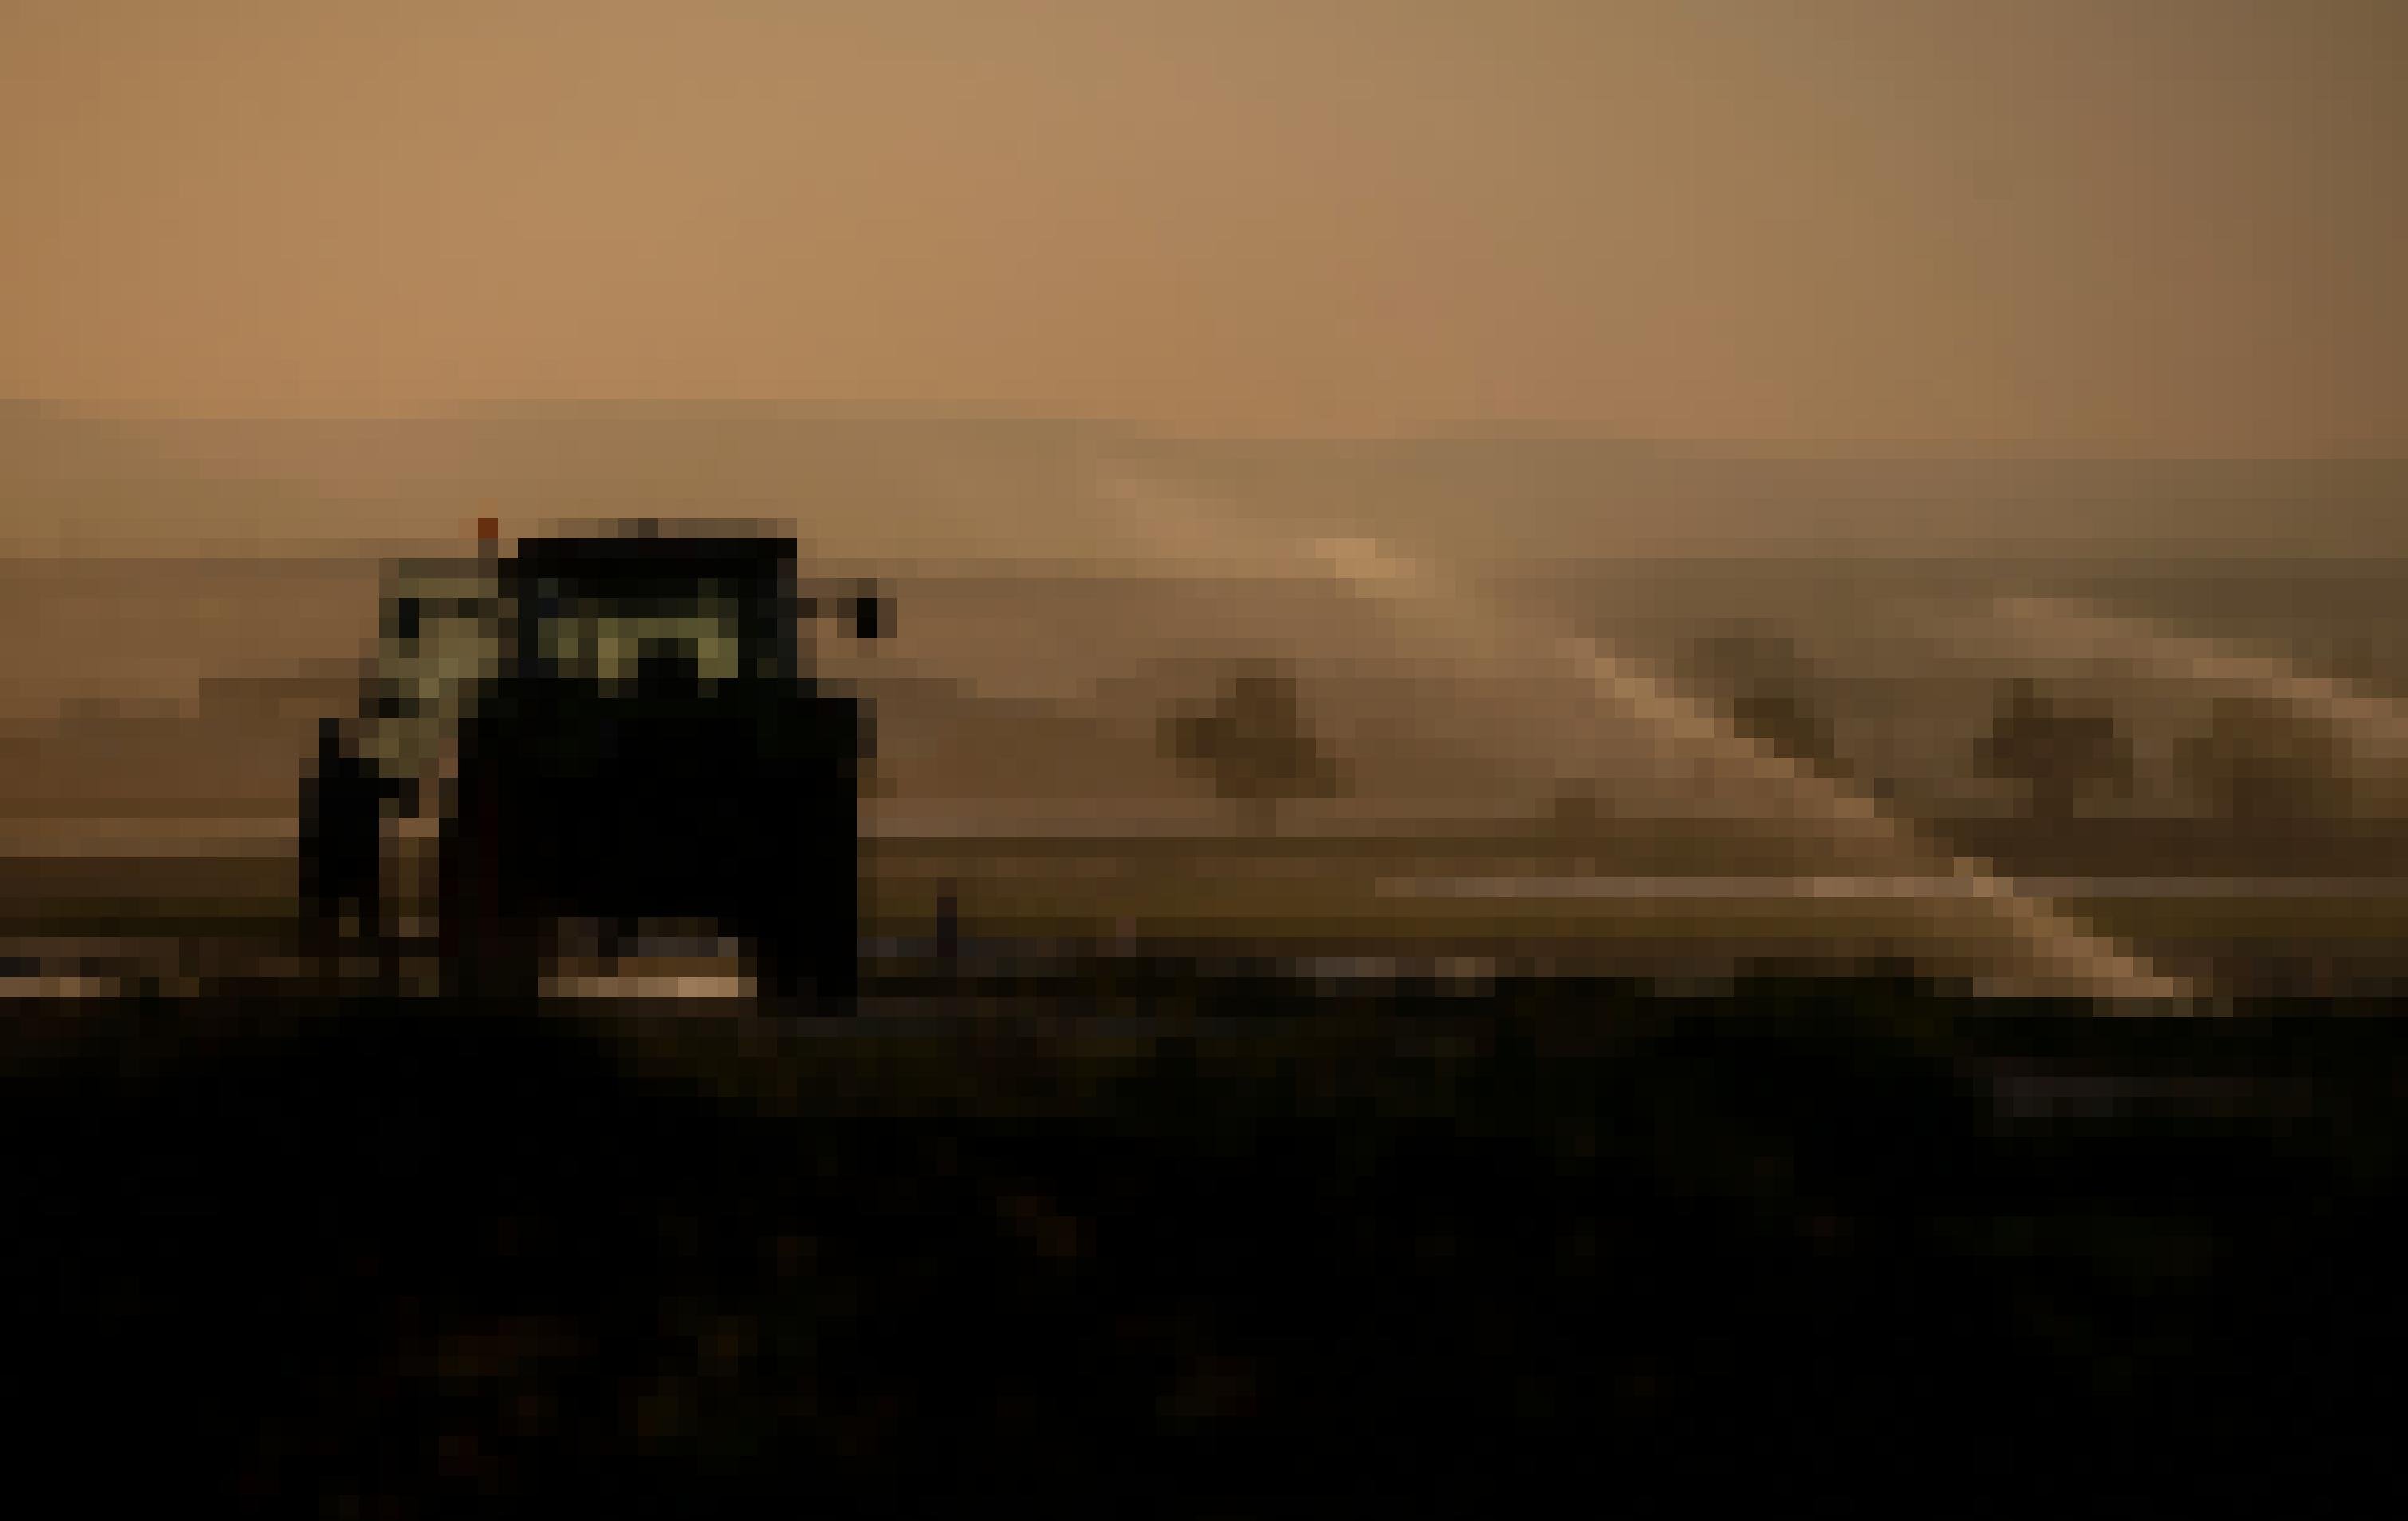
[3,2,2402,449]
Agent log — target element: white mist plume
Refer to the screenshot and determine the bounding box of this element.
[1092,461,2194,1003]
[1965,595,2408,818]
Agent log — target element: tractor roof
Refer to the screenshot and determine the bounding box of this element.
[508,536,798,597]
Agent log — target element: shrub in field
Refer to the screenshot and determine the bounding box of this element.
[1160,659,1348,837]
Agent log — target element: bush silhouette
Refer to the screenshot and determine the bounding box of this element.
[1162,660,1347,835]
[1977,676,2136,820]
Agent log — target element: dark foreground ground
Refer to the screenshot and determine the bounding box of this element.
[10,979,2408,1509]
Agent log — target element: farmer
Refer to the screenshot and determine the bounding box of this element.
[299,717,410,989]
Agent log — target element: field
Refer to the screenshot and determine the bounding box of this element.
[13,991,2408,1507]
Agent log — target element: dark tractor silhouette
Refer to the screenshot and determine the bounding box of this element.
[304,530,887,1010]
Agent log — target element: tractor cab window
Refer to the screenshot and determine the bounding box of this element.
[533,588,746,691]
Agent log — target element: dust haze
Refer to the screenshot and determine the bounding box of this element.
[6,405,2407,1002]
[6,4,2406,999]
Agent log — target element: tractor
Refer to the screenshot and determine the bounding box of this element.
[301,522,887,1009]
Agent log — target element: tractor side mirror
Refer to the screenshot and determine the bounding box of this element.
[801,584,892,640]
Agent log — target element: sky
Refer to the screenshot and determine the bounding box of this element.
[3,2,2403,450]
